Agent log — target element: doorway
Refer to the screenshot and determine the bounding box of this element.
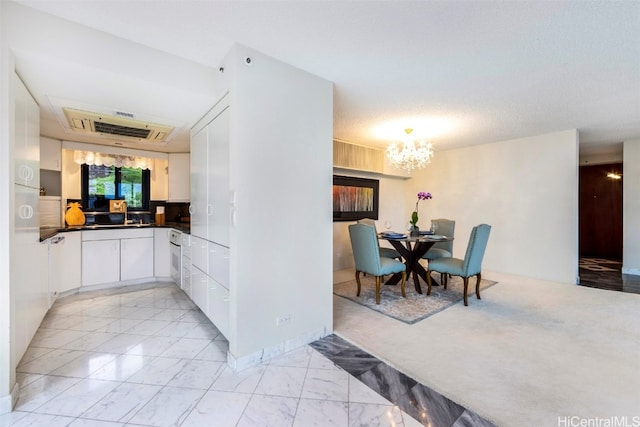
[579,163,623,258]
[578,163,623,289]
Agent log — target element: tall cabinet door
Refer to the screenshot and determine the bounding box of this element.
[208,105,230,247]
[190,125,208,240]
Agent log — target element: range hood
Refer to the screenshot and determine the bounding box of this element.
[62,107,175,144]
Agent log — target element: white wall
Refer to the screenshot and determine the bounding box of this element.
[224,46,334,360]
[406,130,579,284]
[623,139,640,275]
[334,130,580,285]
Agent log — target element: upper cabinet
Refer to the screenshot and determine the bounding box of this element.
[14,73,39,189]
[40,137,62,171]
[168,153,191,202]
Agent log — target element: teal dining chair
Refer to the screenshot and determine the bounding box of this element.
[426,224,491,306]
[357,218,401,260]
[422,218,455,261]
[349,223,407,304]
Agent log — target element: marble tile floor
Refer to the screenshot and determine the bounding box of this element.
[1,281,477,427]
[579,257,640,294]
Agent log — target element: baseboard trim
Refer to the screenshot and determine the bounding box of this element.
[0,381,19,414]
[622,267,640,276]
[227,326,332,371]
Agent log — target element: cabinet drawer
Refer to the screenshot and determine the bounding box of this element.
[191,236,208,272]
[207,277,230,339]
[191,266,208,312]
[208,242,230,289]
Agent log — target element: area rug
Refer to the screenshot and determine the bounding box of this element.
[333,275,497,324]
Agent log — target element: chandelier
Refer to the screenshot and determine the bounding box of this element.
[386,128,434,173]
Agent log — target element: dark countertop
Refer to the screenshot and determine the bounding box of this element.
[40,221,190,241]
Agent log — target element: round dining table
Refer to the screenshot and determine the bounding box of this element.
[378,232,454,294]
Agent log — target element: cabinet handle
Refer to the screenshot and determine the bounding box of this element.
[18,204,33,219]
[18,165,33,182]
[206,204,213,216]
[189,205,194,215]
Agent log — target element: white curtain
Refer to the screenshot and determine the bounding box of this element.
[73,150,153,170]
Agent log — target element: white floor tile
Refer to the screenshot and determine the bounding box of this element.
[123,320,172,336]
[61,332,120,352]
[180,390,251,427]
[17,349,84,375]
[15,375,81,412]
[182,322,220,340]
[15,373,44,389]
[210,364,267,394]
[165,359,225,389]
[151,321,193,338]
[126,386,205,427]
[29,329,88,349]
[95,318,143,334]
[125,336,181,357]
[293,399,349,427]
[159,338,209,359]
[268,346,313,368]
[301,368,350,402]
[93,334,147,355]
[6,413,76,427]
[236,394,298,427]
[308,349,341,371]
[254,365,307,398]
[49,352,117,378]
[68,419,125,427]
[33,378,120,417]
[125,357,186,386]
[88,354,152,382]
[0,410,28,427]
[16,347,54,367]
[80,382,162,423]
[193,340,228,362]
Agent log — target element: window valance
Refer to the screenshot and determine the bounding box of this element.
[73,150,154,170]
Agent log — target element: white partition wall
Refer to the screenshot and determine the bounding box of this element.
[213,45,334,366]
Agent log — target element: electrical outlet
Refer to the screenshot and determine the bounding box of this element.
[276,314,291,326]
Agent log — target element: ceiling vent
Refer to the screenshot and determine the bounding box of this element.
[62,108,175,143]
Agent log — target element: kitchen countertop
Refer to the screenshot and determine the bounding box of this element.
[40,221,190,241]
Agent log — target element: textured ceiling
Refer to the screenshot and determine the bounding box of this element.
[11,0,640,156]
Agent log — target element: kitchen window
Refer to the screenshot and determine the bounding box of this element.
[81,164,150,211]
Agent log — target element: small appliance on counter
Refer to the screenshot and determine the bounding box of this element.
[155,206,165,225]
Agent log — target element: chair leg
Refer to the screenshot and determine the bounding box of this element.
[355,271,362,296]
[400,271,407,298]
[463,277,469,306]
[426,270,433,295]
[375,276,381,305]
[475,273,482,300]
[441,272,447,289]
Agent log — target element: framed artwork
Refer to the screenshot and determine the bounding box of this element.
[333,175,379,221]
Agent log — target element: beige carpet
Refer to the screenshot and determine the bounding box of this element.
[333,269,640,427]
[334,275,497,324]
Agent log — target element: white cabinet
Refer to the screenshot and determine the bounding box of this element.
[191,266,208,313]
[168,153,190,202]
[190,125,208,240]
[40,136,62,171]
[82,239,120,286]
[207,278,230,338]
[13,73,39,189]
[190,96,231,340]
[12,72,44,365]
[154,228,171,278]
[121,237,154,281]
[208,241,230,289]
[191,235,208,273]
[59,232,81,293]
[81,229,154,287]
[190,97,230,246]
